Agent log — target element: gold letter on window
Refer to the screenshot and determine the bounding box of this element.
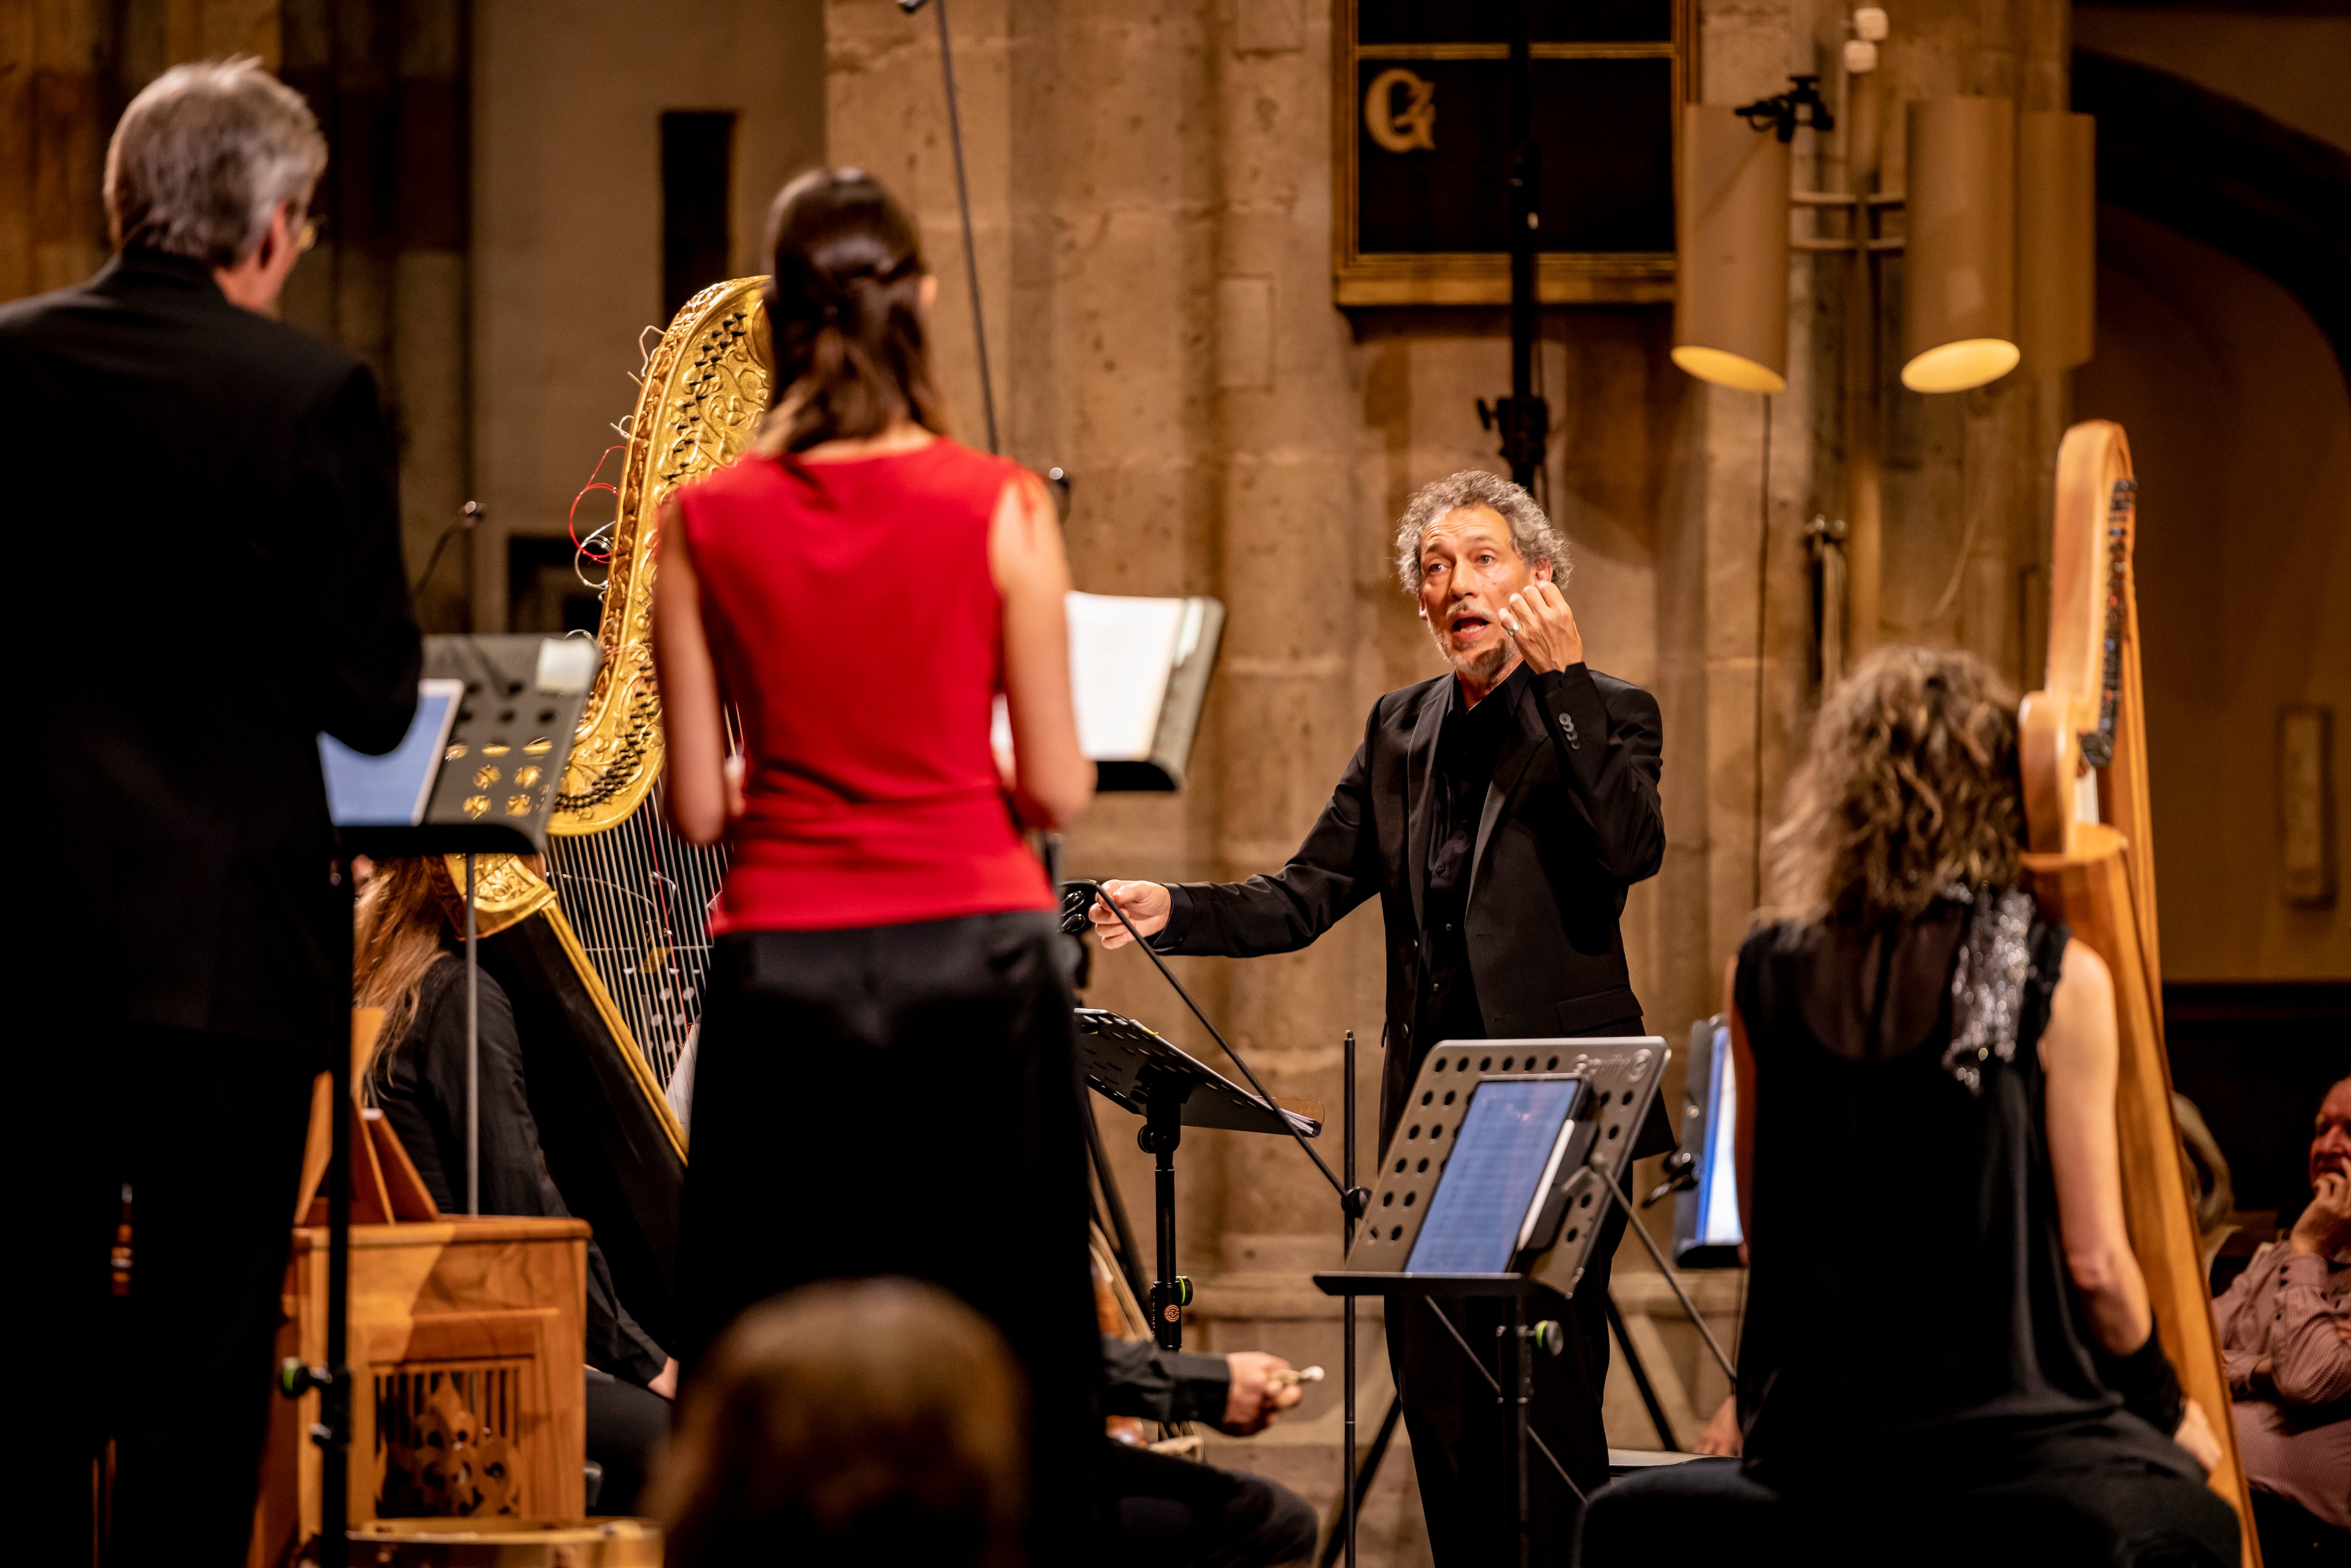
[1364,68,1436,154]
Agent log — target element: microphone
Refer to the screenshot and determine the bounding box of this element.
[1057,878,1100,938]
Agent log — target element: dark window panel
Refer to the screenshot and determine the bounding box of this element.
[661,110,737,323]
[1356,0,1670,46]
[1355,57,1673,255]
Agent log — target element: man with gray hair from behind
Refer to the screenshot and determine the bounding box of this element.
[8,58,418,1568]
[1087,468,1667,1565]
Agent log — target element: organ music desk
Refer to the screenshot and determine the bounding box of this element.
[249,1015,588,1567]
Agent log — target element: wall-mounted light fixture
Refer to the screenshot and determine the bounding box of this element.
[1670,6,2097,673]
[1673,106,1794,393]
[1673,75,1831,393]
[1902,97,2018,391]
[2017,110,2097,377]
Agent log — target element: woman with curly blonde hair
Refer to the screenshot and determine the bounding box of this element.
[1578,647,2237,1568]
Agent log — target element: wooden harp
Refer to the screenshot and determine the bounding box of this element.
[2019,420,2260,1562]
[443,277,772,1349]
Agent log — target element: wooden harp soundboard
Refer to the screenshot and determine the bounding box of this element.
[2018,420,2260,1564]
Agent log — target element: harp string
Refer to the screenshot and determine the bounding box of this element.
[546,784,727,1089]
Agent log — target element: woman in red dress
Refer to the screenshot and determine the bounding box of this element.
[652,168,1097,1560]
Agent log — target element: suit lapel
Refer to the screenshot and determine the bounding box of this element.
[1466,678,1549,909]
[1405,678,1449,928]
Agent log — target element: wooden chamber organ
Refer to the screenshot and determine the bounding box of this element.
[252,1015,590,1564]
[2019,420,2261,1564]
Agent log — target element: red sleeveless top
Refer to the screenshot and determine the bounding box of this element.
[671,438,1053,932]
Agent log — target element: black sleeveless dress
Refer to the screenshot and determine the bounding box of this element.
[1731,898,2194,1487]
[1574,897,2238,1568]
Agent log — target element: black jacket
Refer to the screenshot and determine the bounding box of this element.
[1158,662,1664,1142]
[8,249,419,1052]
[379,961,670,1386]
[1099,1333,1230,1425]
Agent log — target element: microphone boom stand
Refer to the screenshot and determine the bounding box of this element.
[1069,883,1373,1558]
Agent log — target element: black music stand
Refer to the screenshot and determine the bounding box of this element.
[298,634,596,1568]
[1075,1007,1322,1350]
[1313,1037,1680,1568]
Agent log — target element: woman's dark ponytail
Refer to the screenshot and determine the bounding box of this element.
[761,168,947,452]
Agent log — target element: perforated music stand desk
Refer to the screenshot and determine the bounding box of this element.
[1075,1008,1322,1350]
[328,635,598,860]
[1311,1037,1671,1568]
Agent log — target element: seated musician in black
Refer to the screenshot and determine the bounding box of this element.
[1099,1335,1318,1568]
[355,857,676,1514]
[1577,647,2238,1568]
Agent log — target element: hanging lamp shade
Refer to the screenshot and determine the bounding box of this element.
[1673,103,1791,394]
[2016,110,2096,376]
[1902,97,2019,393]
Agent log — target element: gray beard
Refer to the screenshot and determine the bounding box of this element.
[1431,624,1512,686]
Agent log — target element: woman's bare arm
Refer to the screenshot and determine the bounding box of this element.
[2041,939,2154,1355]
[991,470,1092,830]
[651,496,733,846]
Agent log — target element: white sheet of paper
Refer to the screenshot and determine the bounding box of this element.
[1067,592,1186,760]
[994,593,1192,765]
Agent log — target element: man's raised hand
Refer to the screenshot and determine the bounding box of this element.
[2290,1169,2351,1258]
[1090,880,1172,948]
[1499,579,1584,674]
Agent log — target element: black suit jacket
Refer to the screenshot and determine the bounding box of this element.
[1161,662,1664,1142]
[9,248,419,1053]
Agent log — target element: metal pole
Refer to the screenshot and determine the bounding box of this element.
[321,869,355,1568]
[1508,1296,1532,1568]
[1502,0,1546,489]
[929,0,1000,454]
[1604,1292,1680,1450]
[1343,1029,1358,1568]
[1842,61,1884,661]
[465,851,479,1216]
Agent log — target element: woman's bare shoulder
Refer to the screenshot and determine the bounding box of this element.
[2054,936,2111,995]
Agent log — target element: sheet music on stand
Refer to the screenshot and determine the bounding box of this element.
[996,593,1225,792]
[1076,1007,1322,1352]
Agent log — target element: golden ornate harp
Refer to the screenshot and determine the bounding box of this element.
[2018,420,2260,1563]
[447,277,772,1347]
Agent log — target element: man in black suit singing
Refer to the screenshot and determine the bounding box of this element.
[1089,468,1665,1564]
[11,59,418,1565]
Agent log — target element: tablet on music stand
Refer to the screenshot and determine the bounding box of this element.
[319,678,465,827]
[1672,1017,1745,1268]
[1405,1077,1587,1275]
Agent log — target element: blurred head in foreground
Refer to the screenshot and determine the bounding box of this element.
[649,1277,1026,1568]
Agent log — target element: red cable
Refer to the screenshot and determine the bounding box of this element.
[569,444,627,564]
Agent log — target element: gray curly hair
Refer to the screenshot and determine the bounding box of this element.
[105,58,326,267]
[1393,470,1569,594]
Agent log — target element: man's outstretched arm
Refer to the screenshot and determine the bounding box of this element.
[1092,698,1387,957]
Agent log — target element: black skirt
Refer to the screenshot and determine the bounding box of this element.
[677,909,1100,1560]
